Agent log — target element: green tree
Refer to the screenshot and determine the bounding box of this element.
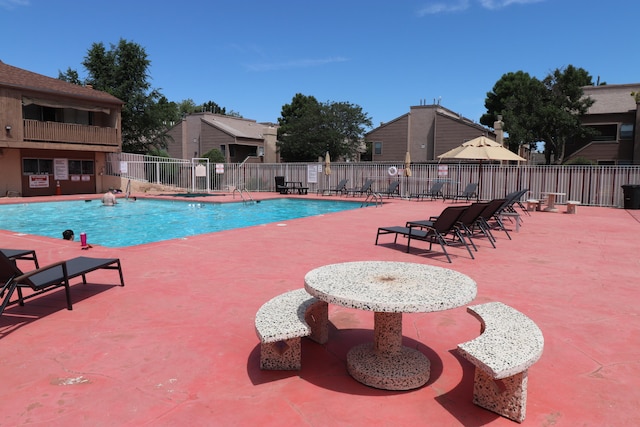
[480,71,547,152]
[58,67,82,85]
[202,148,226,163]
[59,39,174,154]
[481,66,595,164]
[538,65,595,164]
[277,93,372,162]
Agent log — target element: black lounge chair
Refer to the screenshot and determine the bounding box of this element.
[0,248,39,268]
[444,182,478,202]
[382,181,400,198]
[503,189,530,216]
[326,178,349,195]
[473,198,512,242]
[405,205,477,259]
[411,181,444,201]
[375,205,469,263]
[456,202,497,249]
[0,252,125,316]
[409,202,493,253]
[346,179,374,197]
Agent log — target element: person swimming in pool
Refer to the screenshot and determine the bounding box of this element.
[62,229,74,241]
[102,189,117,206]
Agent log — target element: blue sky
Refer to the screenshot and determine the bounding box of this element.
[1,0,638,127]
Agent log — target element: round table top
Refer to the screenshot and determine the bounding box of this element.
[304,261,477,313]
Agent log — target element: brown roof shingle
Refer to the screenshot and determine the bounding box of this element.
[0,60,122,105]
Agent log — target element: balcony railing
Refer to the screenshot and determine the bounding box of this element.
[23,119,119,146]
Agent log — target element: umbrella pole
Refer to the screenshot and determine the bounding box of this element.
[479,160,482,201]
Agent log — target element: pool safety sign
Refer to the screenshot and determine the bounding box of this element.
[215,163,224,174]
[29,175,50,188]
[307,164,319,183]
[438,165,448,176]
[54,158,69,180]
[195,164,207,177]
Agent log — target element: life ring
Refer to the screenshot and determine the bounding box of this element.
[388,166,398,176]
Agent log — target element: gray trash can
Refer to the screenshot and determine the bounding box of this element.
[621,185,640,209]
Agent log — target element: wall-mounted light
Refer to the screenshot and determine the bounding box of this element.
[5,125,11,132]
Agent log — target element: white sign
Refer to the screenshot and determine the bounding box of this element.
[307,164,318,183]
[195,164,207,177]
[29,175,49,188]
[438,165,448,176]
[215,163,225,174]
[120,161,128,174]
[54,158,68,180]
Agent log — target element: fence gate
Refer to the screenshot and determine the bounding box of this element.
[192,158,210,193]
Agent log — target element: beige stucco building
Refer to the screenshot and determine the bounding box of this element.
[0,61,123,196]
[365,103,495,163]
[165,112,278,163]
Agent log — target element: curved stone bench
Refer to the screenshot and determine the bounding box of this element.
[525,199,541,211]
[255,289,328,370]
[457,302,544,423]
[566,200,581,214]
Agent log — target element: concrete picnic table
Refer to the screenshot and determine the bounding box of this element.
[304,261,477,390]
[541,192,566,212]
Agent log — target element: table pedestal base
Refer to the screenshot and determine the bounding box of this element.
[347,343,431,390]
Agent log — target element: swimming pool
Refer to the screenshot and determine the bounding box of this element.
[0,198,363,247]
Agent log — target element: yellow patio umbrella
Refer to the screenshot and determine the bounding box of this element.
[403,151,412,177]
[324,151,331,175]
[437,136,526,162]
[437,136,526,194]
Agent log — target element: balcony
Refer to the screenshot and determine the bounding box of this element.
[23,119,119,146]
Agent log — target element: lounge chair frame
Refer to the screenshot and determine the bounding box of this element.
[0,248,39,268]
[346,179,374,197]
[376,205,469,263]
[326,178,349,195]
[444,182,479,202]
[1,253,125,316]
[411,181,444,201]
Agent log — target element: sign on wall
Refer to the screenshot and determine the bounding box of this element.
[54,158,68,180]
[29,175,49,188]
[307,164,318,183]
[195,164,207,177]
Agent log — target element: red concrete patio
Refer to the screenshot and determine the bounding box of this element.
[1,192,639,426]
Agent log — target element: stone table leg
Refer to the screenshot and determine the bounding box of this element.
[544,194,558,212]
[346,312,430,390]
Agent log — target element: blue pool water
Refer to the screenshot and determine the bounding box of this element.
[0,198,363,247]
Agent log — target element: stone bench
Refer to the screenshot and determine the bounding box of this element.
[255,289,328,370]
[525,199,542,211]
[566,200,581,214]
[498,211,521,232]
[457,302,544,423]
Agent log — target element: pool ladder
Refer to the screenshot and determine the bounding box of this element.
[233,187,255,204]
[124,179,131,199]
[362,192,383,207]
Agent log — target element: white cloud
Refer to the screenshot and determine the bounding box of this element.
[417,0,470,16]
[247,57,348,72]
[0,0,29,9]
[418,0,543,15]
[479,0,544,9]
